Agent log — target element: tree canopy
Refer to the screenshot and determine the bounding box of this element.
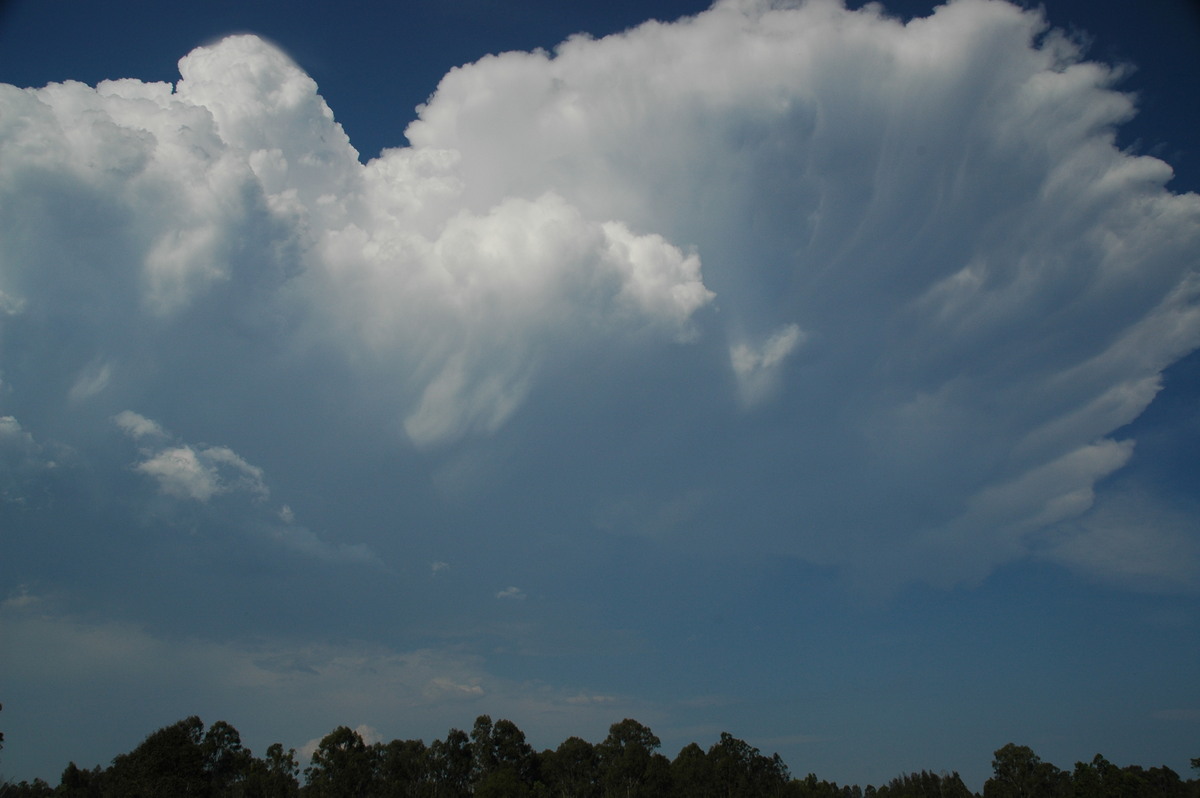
[1,715,1196,798]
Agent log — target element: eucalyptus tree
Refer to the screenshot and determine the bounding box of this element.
[597,719,669,798]
[304,726,377,798]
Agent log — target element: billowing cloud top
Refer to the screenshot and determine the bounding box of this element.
[1,0,1198,595]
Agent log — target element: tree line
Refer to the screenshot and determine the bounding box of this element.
[1,713,1197,798]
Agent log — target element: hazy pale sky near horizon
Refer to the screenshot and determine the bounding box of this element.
[1,0,1199,788]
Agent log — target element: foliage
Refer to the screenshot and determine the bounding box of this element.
[6,713,1199,798]
[303,726,376,798]
[876,770,973,798]
[545,736,601,798]
[103,714,208,797]
[984,744,1070,798]
[706,731,791,798]
[596,718,670,798]
[469,715,537,796]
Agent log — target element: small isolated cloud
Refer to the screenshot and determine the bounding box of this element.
[0,289,25,315]
[0,414,41,462]
[68,360,113,403]
[114,412,375,563]
[263,520,380,566]
[730,323,806,407]
[565,692,616,705]
[496,586,526,600]
[133,445,266,505]
[0,413,60,504]
[1,585,40,611]
[112,411,168,443]
[424,677,486,700]
[431,561,450,577]
[115,411,266,502]
[679,694,735,709]
[134,444,265,502]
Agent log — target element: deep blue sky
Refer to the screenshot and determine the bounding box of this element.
[1,0,1199,790]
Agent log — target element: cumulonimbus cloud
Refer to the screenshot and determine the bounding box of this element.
[1,0,1198,589]
[0,34,714,447]
[402,0,1200,587]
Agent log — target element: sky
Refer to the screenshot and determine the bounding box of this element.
[1,0,1199,789]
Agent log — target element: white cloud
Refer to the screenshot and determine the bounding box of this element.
[263,520,379,565]
[565,692,617,705]
[1040,488,1200,592]
[113,411,167,442]
[730,323,806,407]
[339,190,714,446]
[0,289,24,315]
[136,445,225,501]
[68,360,113,402]
[113,412,377,563]
[121,421,268,503]
[2,0,1198,589]
[900,439,1137,588]
[0,413,59,504]
[115,412,267,502]
[1,585,40,610]
[0,35,714,448]
[0,414,37,454]
[424,677,486,700]
[0,77,273,318]
[3,6,1200,778]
